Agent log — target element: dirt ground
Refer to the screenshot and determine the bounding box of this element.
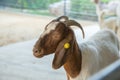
[0,11,97,46]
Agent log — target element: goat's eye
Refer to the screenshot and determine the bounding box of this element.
[40,36,48,45]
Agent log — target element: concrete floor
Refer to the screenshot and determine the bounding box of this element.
[0,25,100,80]
[0,39,66,80]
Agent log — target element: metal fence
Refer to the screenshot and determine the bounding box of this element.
[0,0,97,21]
[88,59,120,80]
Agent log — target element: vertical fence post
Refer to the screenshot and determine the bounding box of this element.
[21,0,24,12]
[64,0,66,16]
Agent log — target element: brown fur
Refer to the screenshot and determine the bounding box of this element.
[52,29,82,78]
[33,22,68,57]
[33,16,84,79]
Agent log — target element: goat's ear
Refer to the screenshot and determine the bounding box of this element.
[52,30,74,69]
[52,45,66,69]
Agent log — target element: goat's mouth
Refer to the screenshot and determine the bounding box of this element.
[33,52,44,58]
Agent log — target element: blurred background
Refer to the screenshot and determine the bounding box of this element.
[1,0,117,46]
[0,0,99,46]
[0,0,97,20]
[0,0,100,46]
[0,0,120,80]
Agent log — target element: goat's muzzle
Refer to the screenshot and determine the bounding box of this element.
[33,47,44,58]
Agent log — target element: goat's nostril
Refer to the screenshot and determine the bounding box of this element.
[33,48,39,53]
[35,50,38,53]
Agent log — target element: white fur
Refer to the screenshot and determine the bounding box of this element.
[49,0,71,16]
[116,4,120,28]
[94,0,120,17]
[98,11,118,31]
[41,22,59,37]
[70,29,120,80]
[94,0,120,32]
[116,4,120,18]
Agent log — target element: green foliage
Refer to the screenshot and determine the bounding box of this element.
[48,0,61,4]
[22,0,61,9]
[71,0,96,13]
[71,0,81,12]
[101,0,109,3]
[1,0,61,9]
[69,0,97,20]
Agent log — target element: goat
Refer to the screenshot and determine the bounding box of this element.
[116,4,120,30]
[92,0,120,33]
[49,0,71,16]
[98,10,118,33]
[33,16,120,80]
[92,0,120,17]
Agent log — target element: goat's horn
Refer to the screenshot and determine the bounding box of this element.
[45,16,68,30]
[56,16,69,21]
[64,20,85,38]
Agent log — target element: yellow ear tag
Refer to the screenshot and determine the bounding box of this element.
[64,43,70,49]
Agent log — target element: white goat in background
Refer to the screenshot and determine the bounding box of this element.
[98,10,118,33]
[92,0,120,16]
[92,0,120,33]
[116,4,120,29]
[49,0,71,16]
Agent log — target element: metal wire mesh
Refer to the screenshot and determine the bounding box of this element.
[0,0,97,21]
[69,0,97,20]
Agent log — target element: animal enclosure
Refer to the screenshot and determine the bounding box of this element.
[0,0,97,20]
[0,0,120,80]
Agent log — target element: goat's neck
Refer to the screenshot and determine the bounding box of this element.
[64,40,82,79]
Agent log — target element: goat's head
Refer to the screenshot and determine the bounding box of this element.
[33,16,84,69]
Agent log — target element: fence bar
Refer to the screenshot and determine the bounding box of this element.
[88,59,120,80]
[64,0,66,16]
